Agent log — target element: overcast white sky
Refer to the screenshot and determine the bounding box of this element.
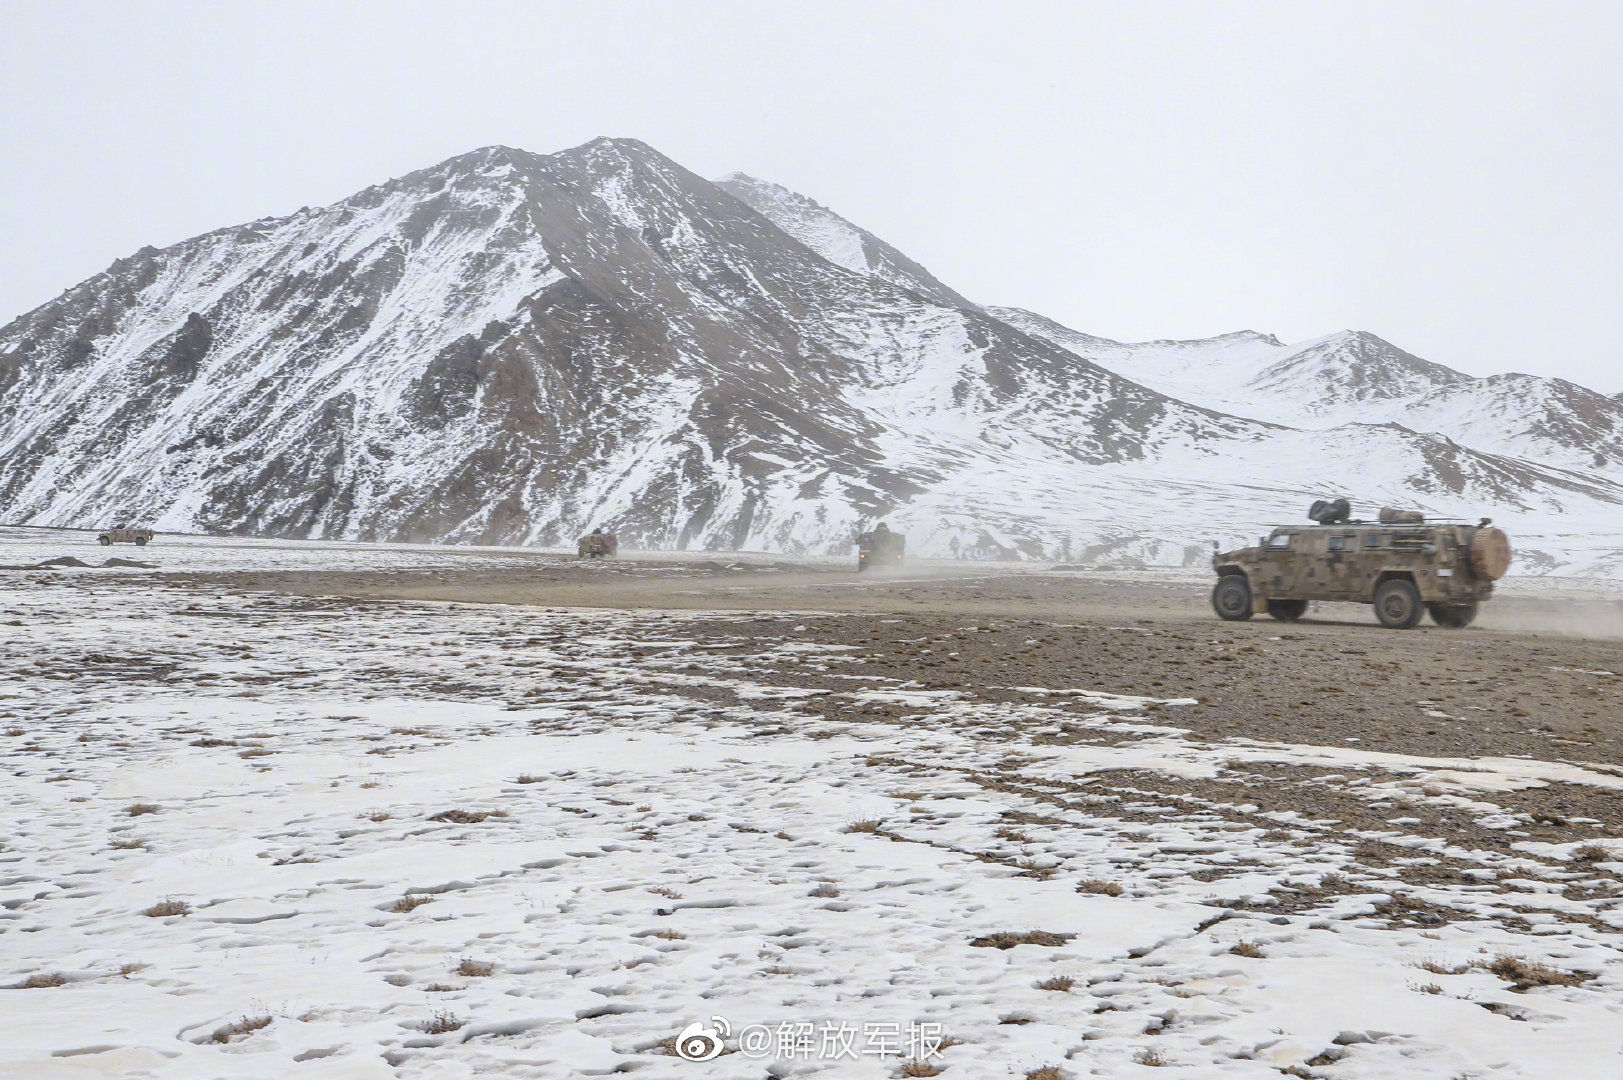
[2,0,1619,388]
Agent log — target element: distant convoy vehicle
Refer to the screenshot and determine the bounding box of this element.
[577,529,618,558]
[1211,499,1511,629]
[857,523,905,572]
[97,525,154,547]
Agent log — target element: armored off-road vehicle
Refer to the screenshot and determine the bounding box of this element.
[97,525,154,547]
[857,525,905,572]
[1211,501,1511,629]
[577,530,618,558]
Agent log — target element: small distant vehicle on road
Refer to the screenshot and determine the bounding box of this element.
[577,529,618,558]
[857,523,905,572]
[97,525,154,547]
[1211,500,1511,629]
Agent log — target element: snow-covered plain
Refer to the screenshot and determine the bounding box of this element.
[6,538,1623,1078]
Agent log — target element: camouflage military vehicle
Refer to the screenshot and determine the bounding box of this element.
[576,530,618,558]
[97,525,154,546]
[1211,502,1511,629]
[857,525,905,572]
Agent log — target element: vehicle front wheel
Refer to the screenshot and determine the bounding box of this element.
[1267,598,1308,622]
[1374,579,1424,629]
[134,536,148,546]
[98,535,112,546]
[1211,575,1253,621]
[1429,602,1477,628]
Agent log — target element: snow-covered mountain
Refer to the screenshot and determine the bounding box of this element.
[990,311,1471,425]
[0,139,1265,552]
[2,139,1620,572]
[714,173,974,310]
[999,308,1623,481]
[1387,375,1623,476]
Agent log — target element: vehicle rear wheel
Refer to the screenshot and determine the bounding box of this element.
[1428,602,1477,628]
[1267,598,1308,622]
[1211,575,1253,621]
[1374,579,1423,629]
[98,535,112,546]
[134,536,148,546]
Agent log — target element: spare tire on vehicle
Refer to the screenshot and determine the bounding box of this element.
[1467,527,1511,580]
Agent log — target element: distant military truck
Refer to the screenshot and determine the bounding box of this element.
[577,530,618,558]
[1211,502,1511,629]
[857,524,905,572]
[97,525,154,547]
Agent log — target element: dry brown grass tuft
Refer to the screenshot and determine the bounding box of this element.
[1014,858,1058,880]
[1412,981,1443,994]
[390,894,434,914]
[514,774,545,784]
[1412,957,1468,975]
[1229,941,1263,958]
[1075,879,1123,897]
[845,819,883,834]
[809,882,841,898]
[124,803,161,817]
[646,929,685,940]
[141,899,191,917]
[1036,974,1075,991]
[428,809,507,824]
[899,1061,944,1077]
[454,958,494,977]
[118,962,146,977]
[211,1015,272,1043]
[17,972,68,988]
[1480,954,1594,991]
[108,836,147,850]
[647,885,683,899]
[362,811,392,822]
[969,930,1075,950]
[1572,843,1610,862]
[1132,1047,1167,1066]
[422,1010,463,1034]
[1025,1067,1066,1080]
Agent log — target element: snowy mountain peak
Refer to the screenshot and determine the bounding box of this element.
[983,306,1123,353]
[1143,329,1284,350]
[0,139,1269,555]
[714,172,974,309]
[1,139,1620,574]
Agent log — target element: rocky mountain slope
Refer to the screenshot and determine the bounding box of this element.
[998,308,1623,481]
[2,140,1620,572]
[714,173,974,310]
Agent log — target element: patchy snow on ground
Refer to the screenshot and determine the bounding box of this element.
[5,542,1623,1077]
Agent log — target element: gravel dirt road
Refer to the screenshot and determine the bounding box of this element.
[172,554,1623,767]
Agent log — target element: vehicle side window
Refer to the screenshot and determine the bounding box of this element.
[1268,533,1293,549]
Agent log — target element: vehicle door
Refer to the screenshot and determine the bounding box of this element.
[1324,531,1359,600]
[1258,530,1301,597]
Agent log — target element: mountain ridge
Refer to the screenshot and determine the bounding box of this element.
[3,138,1620,574]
